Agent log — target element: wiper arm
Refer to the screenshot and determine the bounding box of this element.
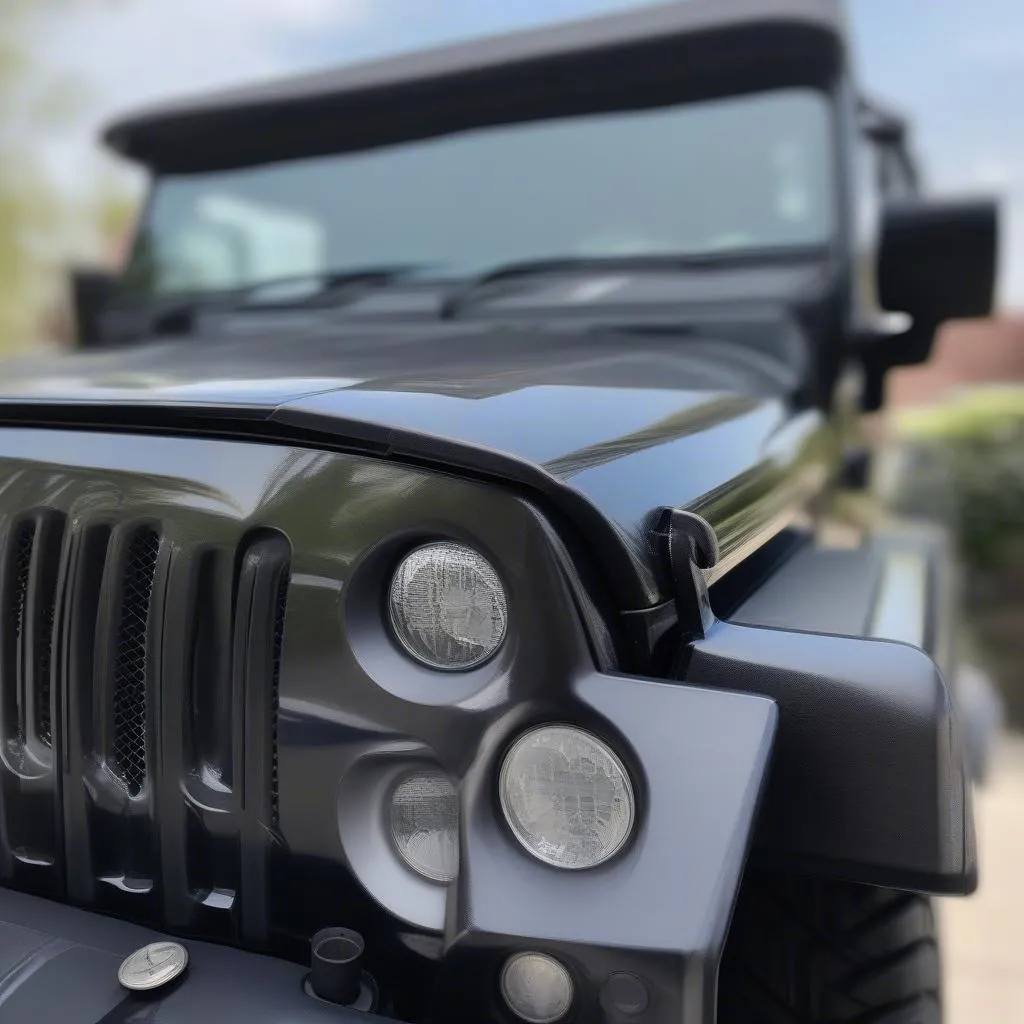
[440,257,655,318]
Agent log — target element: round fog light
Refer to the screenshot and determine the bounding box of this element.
[499,725,634,869]
[389,772,459,883]
[501,952,574,1023]
[388,542,507,670]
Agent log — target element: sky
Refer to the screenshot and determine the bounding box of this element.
[43,0,1024,306]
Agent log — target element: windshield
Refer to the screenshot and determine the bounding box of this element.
[124,88,834,298]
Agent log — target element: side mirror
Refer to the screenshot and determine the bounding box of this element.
[878,197,998,323]
[860,197,999,412]
[70,269,118,348]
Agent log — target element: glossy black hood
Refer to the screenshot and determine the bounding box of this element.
[0,312,801,403]
[0,321,833,608]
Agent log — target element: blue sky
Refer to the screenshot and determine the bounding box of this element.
[49,0,1024,304]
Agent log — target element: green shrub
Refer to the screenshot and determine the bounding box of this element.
[892,388,1024,571]
[891,388,1024,729]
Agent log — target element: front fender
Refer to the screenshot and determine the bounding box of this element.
[681,620,976,894]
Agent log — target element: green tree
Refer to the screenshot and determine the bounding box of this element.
[0,0,129,353]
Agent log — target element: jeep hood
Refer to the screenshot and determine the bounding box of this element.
[0,326,833,607]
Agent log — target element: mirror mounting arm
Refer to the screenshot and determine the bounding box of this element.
[853,320,940,412]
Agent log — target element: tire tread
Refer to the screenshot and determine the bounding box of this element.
[718,874,941,1024]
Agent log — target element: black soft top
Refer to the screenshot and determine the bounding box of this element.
[104,0,846,174]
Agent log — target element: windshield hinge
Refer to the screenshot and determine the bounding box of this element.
[654,508,719,645]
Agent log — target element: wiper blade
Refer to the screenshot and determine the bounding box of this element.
[441,246,829,318]
[114,265,429,339]
[234,264,428,307]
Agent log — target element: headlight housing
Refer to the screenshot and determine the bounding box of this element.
[389,771,460,884]
[388,542,507,670]
[499,725,635,869]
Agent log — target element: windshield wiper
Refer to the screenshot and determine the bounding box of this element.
[231,264,429,307]
[440,246,829,318]
[117,265,429,339]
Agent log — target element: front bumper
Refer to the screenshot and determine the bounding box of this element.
[0,888,366,1023]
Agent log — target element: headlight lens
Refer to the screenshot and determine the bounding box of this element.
[500,952,574,1023]
[499,725,634,870]
[389,772,460,883]
[388,542,507,671]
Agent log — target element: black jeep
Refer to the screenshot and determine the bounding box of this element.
[0,1,999,1022]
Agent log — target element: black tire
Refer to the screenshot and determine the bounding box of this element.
[718,872,942,1024]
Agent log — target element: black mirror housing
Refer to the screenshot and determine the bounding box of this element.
[878,197,998,323]
[70,269,118,348]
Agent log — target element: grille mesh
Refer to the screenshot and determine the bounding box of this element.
[111,528,160,796]
[9,522,35,751]
[270,575,288,828]
[12,523,34,646]
[36,597,55,747]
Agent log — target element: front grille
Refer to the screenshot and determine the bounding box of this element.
[110,528,160,796]
[0,494,290,944]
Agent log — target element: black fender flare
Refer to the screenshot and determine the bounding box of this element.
[680,619,975,894]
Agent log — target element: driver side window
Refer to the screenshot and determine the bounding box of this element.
[134,191,326,295]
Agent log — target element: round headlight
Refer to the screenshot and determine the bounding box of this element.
[500,952,574,1024]
[388,542,507,671]
[499,726,634,870]
[389,772,460,883]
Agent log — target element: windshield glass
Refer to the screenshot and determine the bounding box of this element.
[124,88,834,298]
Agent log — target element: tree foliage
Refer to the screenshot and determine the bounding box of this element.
[0,0,130,353]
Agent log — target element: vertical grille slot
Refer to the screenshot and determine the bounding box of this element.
[12,523,34,645]
[2,516,64,754]
[0,512,66,887]
[32,515,66,750]
[111,528,160,797]
[36,593,55,747]
[187,550,233,794]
